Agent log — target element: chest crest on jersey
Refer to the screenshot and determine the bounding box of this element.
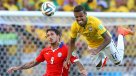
[88,26,92,32]
[58,52,62,57]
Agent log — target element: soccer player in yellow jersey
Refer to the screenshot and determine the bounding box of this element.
[64,5,134,70]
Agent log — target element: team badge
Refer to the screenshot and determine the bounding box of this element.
[88,26,92,31]
[58,52,62,57]
[98,24,104,30]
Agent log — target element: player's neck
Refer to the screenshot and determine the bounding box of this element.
[50,42,59,50]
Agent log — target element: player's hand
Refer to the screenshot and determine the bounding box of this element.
[63,60,71,69]
[89,48,100,55]
[80,69,88,76]
[7,66,19,73]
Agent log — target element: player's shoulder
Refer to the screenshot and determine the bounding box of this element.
[71,21,78,26]
[71,21,80,30]
[41,47,51,52]
[88,16,102,25]
[59,42,68,49]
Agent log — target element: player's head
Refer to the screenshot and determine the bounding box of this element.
[46,28,61,44]
[74,5,87,27]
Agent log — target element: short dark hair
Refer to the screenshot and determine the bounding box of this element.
[46,28,61,36]
[74,5,86,14]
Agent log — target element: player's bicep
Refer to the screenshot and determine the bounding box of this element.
[33,60,41,66]
[70,23,78,38]
[101,31,111,40]
[97,24,107,35]
[93,17,106,34]
[35,50,45,62]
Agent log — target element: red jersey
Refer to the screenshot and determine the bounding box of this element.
[36,42,78,76]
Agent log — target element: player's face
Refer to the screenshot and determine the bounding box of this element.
[46,31,60,44]
[74,11,87,27]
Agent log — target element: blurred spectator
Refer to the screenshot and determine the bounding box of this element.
[126,0,134,10]
[34,0,44,11]
[96,0,109,12]
[129,0,136,12]
[75,0,87,5]
[21,0,35,11]
[51,0,64,11]
[81,0,97,11]
[57,0,64,6]
[62,0,77,11]
[0,0,8,10]
[108,0,129,12]
[0,0,136,12]
[4,0,18,11]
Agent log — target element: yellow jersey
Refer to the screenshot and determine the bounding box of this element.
[70,16,109,48]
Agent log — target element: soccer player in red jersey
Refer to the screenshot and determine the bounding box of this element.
[7,28,87,76]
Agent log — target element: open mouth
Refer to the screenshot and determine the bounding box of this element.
[49,39,53,42]
[78,20,83,24]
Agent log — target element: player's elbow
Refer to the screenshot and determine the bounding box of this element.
[107,37,111,43]
[105,36,111,44]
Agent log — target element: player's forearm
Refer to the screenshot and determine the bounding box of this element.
[67,45,75,60]
[67,38,76,60]
[18,60,39,70]
[75,61,85,71]
[97,39,111,51]
[97,32,111,51]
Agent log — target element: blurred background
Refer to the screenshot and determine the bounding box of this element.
[0,0,136,76]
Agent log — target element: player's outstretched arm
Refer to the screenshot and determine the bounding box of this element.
[67,38,76,60]
[64,38,76,69]
[7,60,40,73]
[75,61,88,76]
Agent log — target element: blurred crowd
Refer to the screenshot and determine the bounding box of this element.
[0,0,136,12]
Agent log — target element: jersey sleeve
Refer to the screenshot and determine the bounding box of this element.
[70,22,78,38]
[70,52,79,63]
[35,49,45,62]
[93,17,106,35]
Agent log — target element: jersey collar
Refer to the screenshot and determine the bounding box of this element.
[49,42,64,52]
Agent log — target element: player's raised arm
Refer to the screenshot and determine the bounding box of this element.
[7,60,40,74]
[75,61,88,76]
[64,38,76,69]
